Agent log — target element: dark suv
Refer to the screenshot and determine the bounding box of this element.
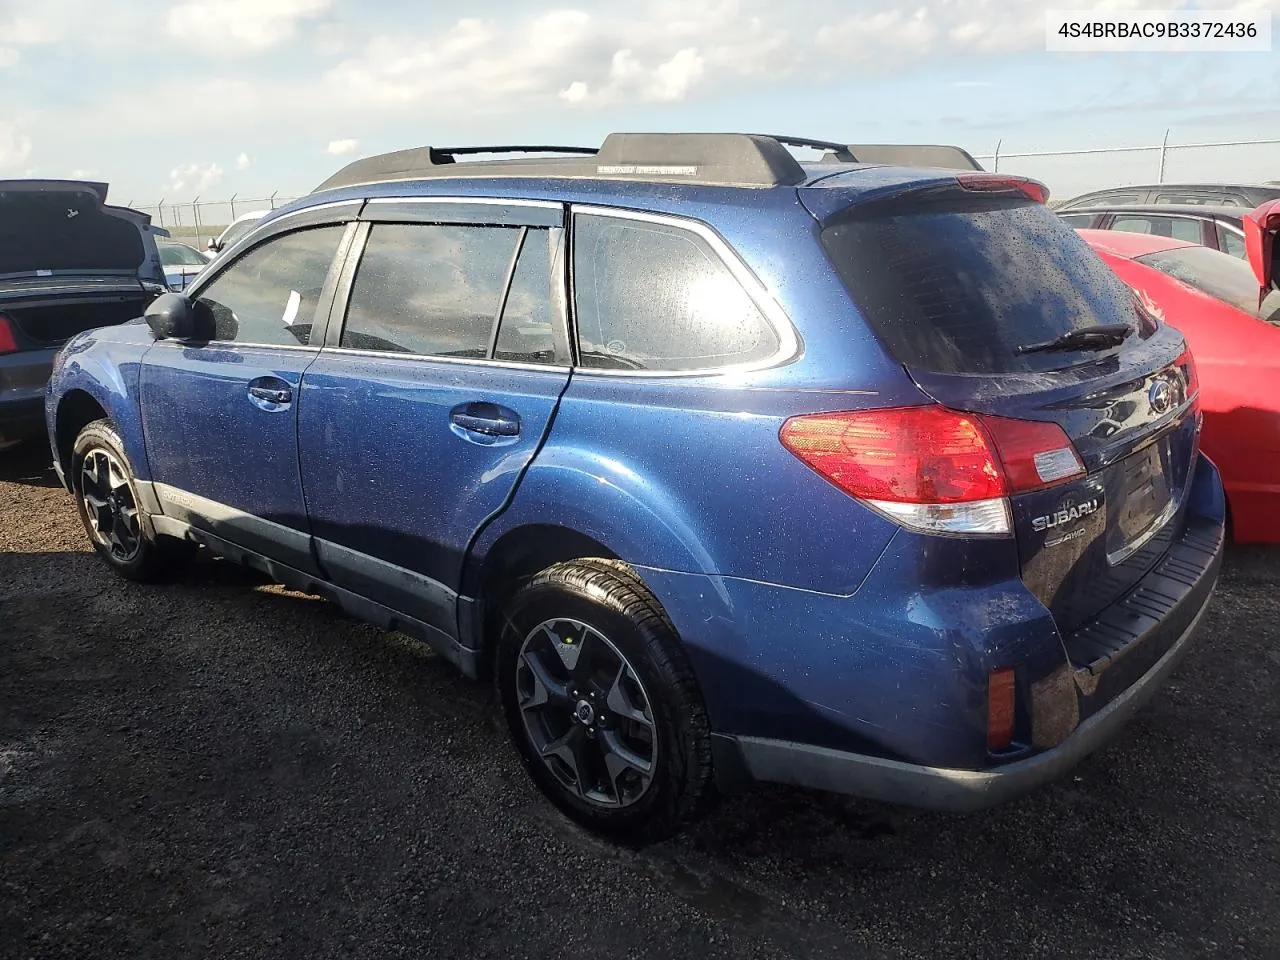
[46,134,1225,840]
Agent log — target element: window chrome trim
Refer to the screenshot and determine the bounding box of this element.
[150,339,317,352]
[321,345,570,374]
[364,196,561,210]
[568,204,802,378]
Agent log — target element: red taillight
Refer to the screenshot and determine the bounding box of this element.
[0,315,17,355]
[1175,348,1200,401]
[779,406,1085,535]
[779,406,1003,504]
[987,668,1016,752]
[981,414,1087,492]
[956,173,1049,205]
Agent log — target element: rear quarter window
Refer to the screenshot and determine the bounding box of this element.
[822,194,1143,374]
[572,213,781,372]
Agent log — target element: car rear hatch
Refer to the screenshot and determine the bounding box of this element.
[806,176,1200,633]
[0,180,165,348]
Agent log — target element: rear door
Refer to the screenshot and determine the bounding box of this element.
[140,206,359,573]
[814,184,1200,633]
[297,199,571,633]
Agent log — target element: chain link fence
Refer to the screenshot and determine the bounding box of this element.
[131,194,300,247]
[132,132,1280,240]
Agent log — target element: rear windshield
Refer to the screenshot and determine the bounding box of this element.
[1136,244,1280,325]
[823,194,1143,374]
[0,194,144,275]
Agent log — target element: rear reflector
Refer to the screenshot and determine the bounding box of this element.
[779,405,1085,536]
[0,315,16,355]
[956,173,1049,205]
[987,668,1016,752]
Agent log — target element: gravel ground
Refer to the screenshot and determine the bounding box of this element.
[2,439,1279,960]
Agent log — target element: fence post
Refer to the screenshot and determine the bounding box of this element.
[229,193,237,220]
[269,191,278,210]
[157,198,165,229]
[192,196,203,248]
[992,139,1002,173]
[1157,128,1170,182]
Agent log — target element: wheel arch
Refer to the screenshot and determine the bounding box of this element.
[54,389,110,481]
[463,523,625,667]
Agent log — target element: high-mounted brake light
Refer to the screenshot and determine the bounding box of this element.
[955,174,1050,205]
[0,315,17,355]
[779,405,1085,536]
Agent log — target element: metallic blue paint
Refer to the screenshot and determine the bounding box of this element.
[44,320,155,480]
[298,354,570,591]
[139,341,317,537]
[44,166,1229,802]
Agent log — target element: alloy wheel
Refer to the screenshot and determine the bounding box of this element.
[516,618,658,808]
[80,448,142,563]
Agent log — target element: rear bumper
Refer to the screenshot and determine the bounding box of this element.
[731,470,1226,811]
[0,349,55,442]
[736,583,1214,811]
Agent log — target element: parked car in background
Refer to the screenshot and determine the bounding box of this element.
[0,180,166,446]
[206,210,268,255]
[1060,182,1280,212]
[1059,203,1249,259]
[157,239,210,292]
[1081,219,1280,542]
[47,134,1224,840]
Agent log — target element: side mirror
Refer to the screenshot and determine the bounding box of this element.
[206,239,219,253]
[144,292,198,340]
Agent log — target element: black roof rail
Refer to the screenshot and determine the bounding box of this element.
[762,135,857,162]
[312,133,809,193]
[432,145,597,162]
[309,134,982,194]
[819,144,985,171]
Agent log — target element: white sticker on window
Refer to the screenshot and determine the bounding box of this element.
[282,289,301,326]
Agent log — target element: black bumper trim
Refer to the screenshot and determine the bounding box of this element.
[734,593,1212,812]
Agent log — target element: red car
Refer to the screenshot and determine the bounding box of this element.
[1078,202,1280,541]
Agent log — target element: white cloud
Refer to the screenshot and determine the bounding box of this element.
[168,162,224,194]
[326,138,359,156]
[0,14,62,45]
[69,168,98,178]
[167,0,330,52]
[236,152,252,170]
[0,122,32,171]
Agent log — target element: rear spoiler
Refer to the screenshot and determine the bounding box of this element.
[1243,198,1280,306]
[820,144,985,172]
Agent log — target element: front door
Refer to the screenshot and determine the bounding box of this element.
[297,203,571,636]
[140,220,354,573]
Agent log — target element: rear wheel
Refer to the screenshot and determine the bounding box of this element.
[496,559,715,842]
[71,420,193,582]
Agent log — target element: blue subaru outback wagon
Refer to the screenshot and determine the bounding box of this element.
[46,134,1225,840]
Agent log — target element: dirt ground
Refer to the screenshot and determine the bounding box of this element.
[2,439,1278,960]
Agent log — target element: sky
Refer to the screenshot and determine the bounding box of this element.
[1,0,1278,211]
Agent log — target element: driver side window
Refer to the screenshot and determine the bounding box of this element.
[194,225,346,346]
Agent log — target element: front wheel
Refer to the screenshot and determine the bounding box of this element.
[71,420,193,582]
[496,559,715,842]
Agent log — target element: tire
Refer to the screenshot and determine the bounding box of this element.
[71,419,194,582]
[496,559,715,842]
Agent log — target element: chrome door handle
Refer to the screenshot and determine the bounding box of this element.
[249,385,291,404]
